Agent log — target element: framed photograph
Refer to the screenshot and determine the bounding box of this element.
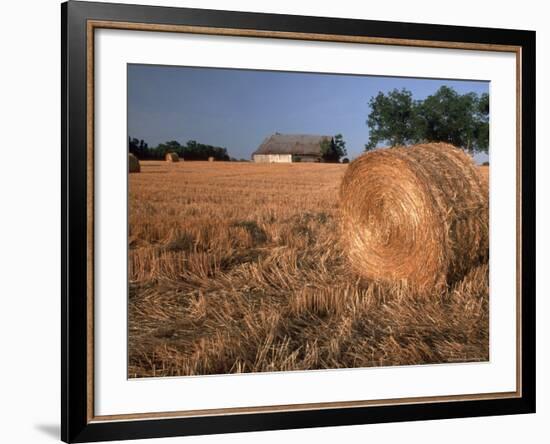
[61,1,535,442]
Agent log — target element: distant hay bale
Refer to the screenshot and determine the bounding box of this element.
[165,152,179,162]
[128,153,140,173]
[208,156,215,162]
[340,143,488,292]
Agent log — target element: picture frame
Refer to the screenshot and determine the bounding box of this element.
[61,1,536,442]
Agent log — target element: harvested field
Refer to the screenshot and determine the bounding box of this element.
[128,161,489,378]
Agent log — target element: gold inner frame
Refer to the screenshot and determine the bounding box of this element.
[86,19,523,423]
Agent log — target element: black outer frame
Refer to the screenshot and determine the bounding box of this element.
[61,1,536,442]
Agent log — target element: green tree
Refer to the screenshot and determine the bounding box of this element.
[475,93,489,153]
[365,86,489,153]
[320,134,347,163]
[416,86,488,153]
[334,134,347,159]
[365,89,421,150]
[128,137,150,159]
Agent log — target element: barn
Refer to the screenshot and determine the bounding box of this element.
[252,133,332,163]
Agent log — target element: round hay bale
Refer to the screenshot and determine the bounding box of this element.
[339,143,488,292]
[128,153,140,173]
[208,156,214,162]
[165,152,179,162]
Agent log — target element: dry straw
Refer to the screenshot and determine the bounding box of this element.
[128,153,140,173]
[208,156,215,162]
[340,143,488,292]
[165,152,180,162]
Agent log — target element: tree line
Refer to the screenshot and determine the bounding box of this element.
[130,135,349,163]
[365,86,489,153]
[128,138,232,161]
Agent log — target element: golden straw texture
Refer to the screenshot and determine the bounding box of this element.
[340,143,488,292]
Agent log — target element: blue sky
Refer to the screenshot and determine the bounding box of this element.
[128,64,489,162]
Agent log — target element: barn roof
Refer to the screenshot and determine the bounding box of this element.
[253,134,332,156]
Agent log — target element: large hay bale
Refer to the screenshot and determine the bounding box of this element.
[208,156,215,162]
[128,153,140,173]
[165,152,179,162]
[340,143,488,292]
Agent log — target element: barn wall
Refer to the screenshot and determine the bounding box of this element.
[253,154,293,163]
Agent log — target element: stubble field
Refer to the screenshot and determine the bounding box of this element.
[128,161,489,378]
